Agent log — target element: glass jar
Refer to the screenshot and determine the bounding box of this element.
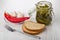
[36,1,53,25]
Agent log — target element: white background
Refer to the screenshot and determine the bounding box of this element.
[0,0,60,40]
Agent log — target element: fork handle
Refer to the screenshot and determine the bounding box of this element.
[15,30,40,39]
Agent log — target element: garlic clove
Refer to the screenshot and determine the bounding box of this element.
[8,12,17,17]
[16,12,24,18]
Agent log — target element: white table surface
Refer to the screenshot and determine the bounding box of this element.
[0,0,60,40]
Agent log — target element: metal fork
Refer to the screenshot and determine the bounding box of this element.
[5,25,41,40]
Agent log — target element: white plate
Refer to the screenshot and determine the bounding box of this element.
[3,12,57,40]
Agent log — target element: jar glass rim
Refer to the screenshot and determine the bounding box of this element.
[35,1,52,8]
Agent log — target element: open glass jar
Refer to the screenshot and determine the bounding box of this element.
[36,1,53,25]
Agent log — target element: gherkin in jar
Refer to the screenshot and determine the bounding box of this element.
[36,1,53,25]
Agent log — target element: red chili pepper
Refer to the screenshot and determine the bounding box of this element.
[4,13,30,23]
[4,12,16,18]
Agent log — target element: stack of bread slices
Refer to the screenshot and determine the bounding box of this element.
[22,21,45,35]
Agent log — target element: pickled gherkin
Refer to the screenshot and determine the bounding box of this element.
[36,1,52,25]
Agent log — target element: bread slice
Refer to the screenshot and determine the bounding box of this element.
[24,21,45,31]
[22,24,40,35]
[22,21,46,35]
